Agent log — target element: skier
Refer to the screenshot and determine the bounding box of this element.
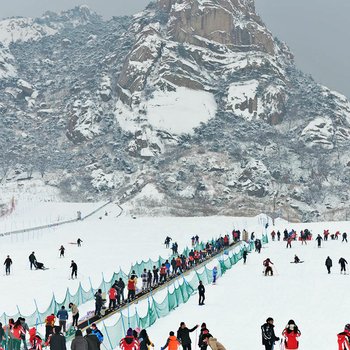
[337,324,350,350]
[261,317,279,350]
[339,257,348,274]
[164,236,172,249]
[161,331,180,350]
[70,260,78,279]
[68,303,79,327]
[325,256,332,274]
[177,322,199,350]
[294,255,300,264]
[198,281,205,305]
[342,232,348,243]
[277,231,281,241]
[202,334,227,350]
[243,250,248,264]
[29,252,37,270]
[282,320,301,350]
[286,236,292,249]
[212,266,218,284]
[316,234,323,248]
[59,246,65,258]
[263,258,274,276]
[4,255,12,275]
[56,306,68,333]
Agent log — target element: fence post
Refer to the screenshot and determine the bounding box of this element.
[33,299,42,324]
[102,321,113,350]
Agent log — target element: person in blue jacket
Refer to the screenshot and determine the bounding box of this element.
[91,324,104,344]
[56,306,68,333]
[212,266,218,284]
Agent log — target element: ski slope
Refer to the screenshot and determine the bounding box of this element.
[1,201,349,349]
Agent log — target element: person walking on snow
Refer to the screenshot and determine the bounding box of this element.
[282,320,301,350]
[261,317,279,350]
[4,255,12,275]
[316,234,323,248]
[56,306,68,333]
[161,331,180,350]
[177,322,199,350]
[198,281,205,305]
[339,257,348,274]
[70,260,78,279]
[198,323,211,350]
[342,232,348,243]
[243,250,248,264]
[29,252,37,270]
[212,266,218,284]
[59,246,65,258]
[325,256,333,274]
[68,303,79,328]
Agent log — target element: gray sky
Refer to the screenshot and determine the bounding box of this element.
[1,0,349,98]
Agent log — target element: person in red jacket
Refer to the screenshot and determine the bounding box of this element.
[108,286,117,310]
[119,328,140,350]
[282,320,301,350]
[338,324,350,350]
[127,277,137,301]
[44,314,56,342]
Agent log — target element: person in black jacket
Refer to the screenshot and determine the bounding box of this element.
[50,326,66,350]
[198,323,211,350]
[261,317,279,350]
[29,252,37,270]
[139,329,153,350]
[4,255,12,275]
[177,322,199,350]
[116,278,125,304]
[325,256,332,274]
[198,281,205,305]
[243,250,248,264]
[70,260,78,279]
[85,328,100,350]
[339,257,348,274]
[94,289,103,317]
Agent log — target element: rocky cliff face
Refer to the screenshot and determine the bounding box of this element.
[1,1,350,221]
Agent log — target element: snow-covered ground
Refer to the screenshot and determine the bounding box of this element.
[1,201,350,349]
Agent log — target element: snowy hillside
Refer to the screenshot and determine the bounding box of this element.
[1,203,350,349]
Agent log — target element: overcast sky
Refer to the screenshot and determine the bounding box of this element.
[1,0,349,98]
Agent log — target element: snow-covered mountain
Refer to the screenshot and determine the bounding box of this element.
[1,1,350,221]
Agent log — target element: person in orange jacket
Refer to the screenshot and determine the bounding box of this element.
[282,320,301,350]
[161,331,180,350]
[338,324,350,350]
